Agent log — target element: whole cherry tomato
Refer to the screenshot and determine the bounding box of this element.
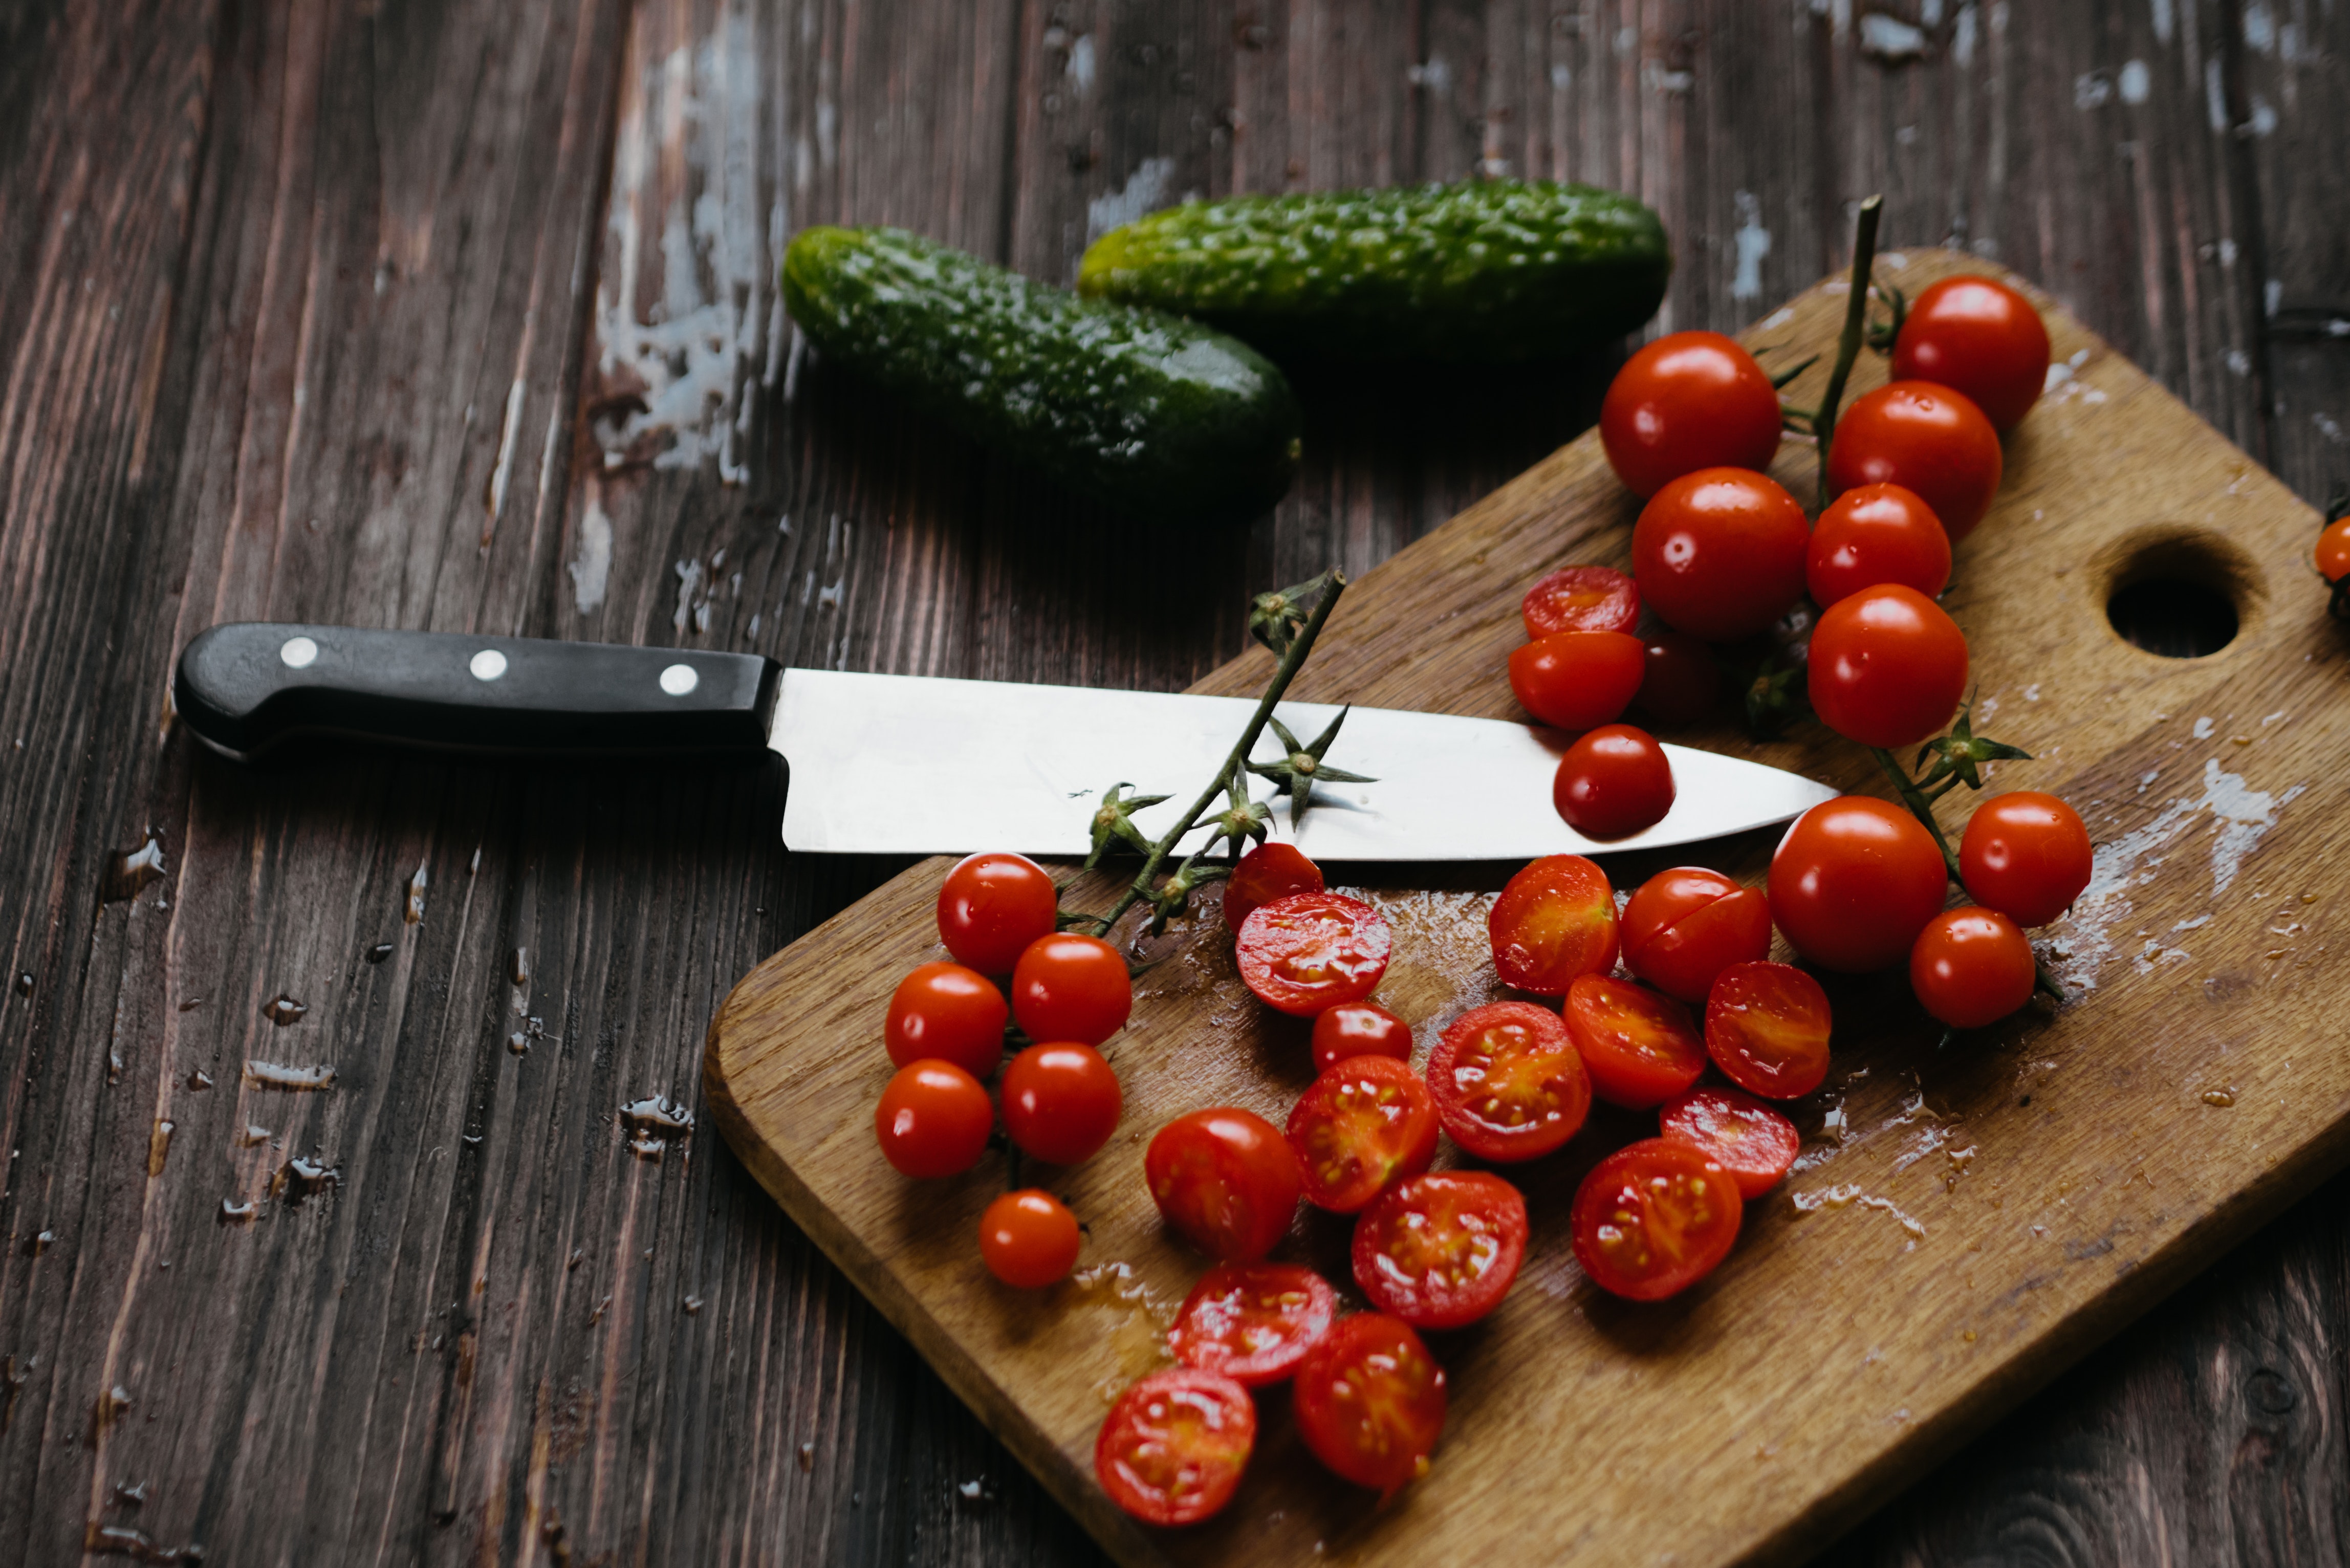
[1910,908,2037,1029]
[1620,866,1773,1004]
[1507,630,1646,731]
[1631,468,1812,641]
[936,851,1059,973]
[1310,1000,1413,1075]
[1522,564,1642,639]
[1704,960,1833,1099]
[1562,974,1707,1108]
[1636,628,1720,726]
[1167,1262,1338,1387]
[1768,796,1950,972]
[884,962,1008,1076]
[978,1189,1082,1288]
[1426,1001,1592,1162]
[1890,274,2052,430]
[1096,1368,1256,1526]
[1011,932,1133,1046]
[1807,583,1969,749]
[1571,1137,1744,1301]
[1553,722,1675,840]
[1000,1042,1122,1165]
[873,1059,994,1179]
[1805,483,1952,608]
[1224,841,1324,932]
[1959,791,2094,926]
[1351,1171,1529,1331]
[1599,331,1784,497]
[2318,517,2350,583]
[1825,381,2003,541]
[1287,1055,1440,1213]
[1236,892,1393,1017]
[1145,1108,1303,1261]
[1292,1313,1447,1496]
[1658,1085,1801,1199]
[1488,854,1619,994]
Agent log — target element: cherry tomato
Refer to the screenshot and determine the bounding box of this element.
[1426,1001,1592,1162]
[1488,854,1620,994]
[1223,841,1324,932]
[1658,1085,1801,1199]
[1959,791,2094,927]
[1910,907,2037,1029]
[1704,961,1833,1100]
[873,1060,994,1179]
[1310,1000,1413,1075]
[1553,723,1675,840]
[1599,331,1784,497]
[1890,274,2052,431]
[1562,974,1706,1108]
[1235,892,1392,1017]
[884,962,1008,1077]
[1287,1055,1440,1213]
[1570,1137,1744,1301]
[1000,1042,1122,1165]
[1145,1108,1304,1261]
[1805,483,1952,608]
[1807,583,1970,749]
[1522,564,1641,639]
[1351,1172,1528,1331]
[1635,628,1720,726]
[1507,630,1646,731]
[1620,867,1773,1004]
[937,852,1059,973]
[1167,1262,1338,1387]
[1631,468,1812,641]
[1292,1314,1447,1496]
[979,1189,1082,1288]
[2318,517,2350,583]
[1825,381,2003,542]
[1768,796,1950,972]
[1095,1368,1256,1527]
[1011,932,1133,1046]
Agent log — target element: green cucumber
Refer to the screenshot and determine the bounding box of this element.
[781,226,1301,518]
[1077,179,1671,364]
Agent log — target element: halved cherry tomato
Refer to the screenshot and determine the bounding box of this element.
[1235,892,1392,1017]
[874,1060,994,1179]
[1805,483,1952,608]
[979,1189,1082,1288]
[1001,1042,1122,1165]
[1096,1368,1256,1527]
[1287,1055,1440,1213]
[1522,564,1641,639]
[1310,1000,1413,1075]
[1599,331,1784,497]
[1562,974,1706,1108]
[2318,517,2350,583]
[1959,791,2093,927]
[1167,1262,1338,1386]
[1807,583,1970,749]
[1769,796,1949,972]
[1224,841,1324,932]
[1426,1001,1591,1162]
[1620,866,1773,1004]
[1910,907,2037,1029]
[1890,274,2051,430]
[1631,468,1812,641]
[1553,723,1675,840]
[1352,1171,1528,1331]
[1488,854,1619,994]
[1507,630,1645,731]
[937,852,1059,973]
[1825,381,2003,541]
[1571,1137,1744,1301]
[1705,961,1833,1099]
[1145,1108,1304,1261]
[1292,1314,1447,1496]
[1658,1085,1801,1199]
[1635,628,1720,726]
[884,962,1009,1076]
[1012,932,1133,1046]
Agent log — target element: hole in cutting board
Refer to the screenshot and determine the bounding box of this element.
[2102,529,2257,658]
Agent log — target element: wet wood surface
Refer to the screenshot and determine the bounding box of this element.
[1,2,2344,1564]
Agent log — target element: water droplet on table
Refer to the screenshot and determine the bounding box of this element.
[262,995,308,1027]
[364,942,394,964]
[620,1096,694,1161]
[217,1199,259,1225]
[146,1121,173,1178]
[23,1229,55,1256]
[405,863,428,924]
[274,1156,340,1206]
[99,832,168,903]
[186,1069,213,1091]
[243,1061,334,1092]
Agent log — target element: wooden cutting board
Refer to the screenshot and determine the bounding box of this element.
[705,250,2350,1568]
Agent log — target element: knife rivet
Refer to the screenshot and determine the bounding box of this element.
[279,636,318,669]
[469,649,508,682]
[659,663,699,696]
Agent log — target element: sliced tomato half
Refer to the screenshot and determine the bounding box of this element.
[1166,1262,1338,1387]
[1292,1314,1447,1497]
[1351,1171,1529,1331]
[1704,960,1833,1100]
[1562,973,1707,1109]
[1425,1001,1592,1162]
[1236,892,1393,1017]
[1487,855,1620,995]
[1287,1054,1440,1213]
[1095,1367,1257,1526]
[1659,1085,1801,1199]
[1570,1137,1744,1301]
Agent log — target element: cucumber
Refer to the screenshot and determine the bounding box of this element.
[1078,179,1671,364]
[781,227,1301,519]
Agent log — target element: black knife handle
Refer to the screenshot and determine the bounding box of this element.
[175,623,781,761]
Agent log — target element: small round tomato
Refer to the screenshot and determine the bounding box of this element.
[1891,274,2052,431]
[1635,628,1719,726]
[1599,331,1785,497]
[884,962,1008,1077]
[1223,841,1324,932]
[1507,630,1646,731]
[1631,468,1812,641]
[1658,1085,1801,1199]
[1768,797,1950,973]
[1805,483,1952,608]
[1488,854,1619,994]
[1352,1172,1528,1331]
[1095,1368,1256,1527]
[1522,564,1641,639]
[937,852,1058,973]
[1287,1055,1440,1213]
[1825,381,2004,542]
[1145,1108,1304,1261]
[874,1060,994,1179]
[2318,517,2350,583]
[1235,892,1392,1017]
[1292,1314,1447,1496]
[1619,867,1773,1004]
[1910,907,2037,1029]
[1011,932,1133,1046]
[1807,583,1970,749]
[1553,723,1674,840]
[1705,961,1833,1099]
[1426,1001,1591,1162]
[1167,1262,1338,1387]
[1562,974,1706,1108]
[1570,1137,1744,1301]
[1000,1042,1122,1165]
[1959,792,2094,927]
[979,1189,1082,1288]
[1310,1000,1413,1075]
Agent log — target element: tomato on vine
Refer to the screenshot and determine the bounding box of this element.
[1224,841,1323,931]
[1768,796,1950,973]
[1351,1171,1529,1331]
[1552,723,1676,840]
[874,1059,994,1179]
[936,852,1060,974]
[1167,1262,1338,1387]
[1507,630,1646,731]
[1145,1108,1303,1261]
[1959,791,2093,926]
[1426,1001,1592,1162]
[1012,932,1133,1046]
[1620,866,1773,1004]
[1825,381,2003,541]
[1807,583,1970,749]
[1805,482,1951,608]
[1096,1368,1256,1526]
[885,962,1009,1077]
[1236,892,1393,1016]
[1488,854,1619,994]
[1600,331,1785,497]
[1292,1313,1447,1496]
[1286,1054,1440,1213]
[1001,1042,1122,1165]
[1704,961,1833,1100]
[1910,908,2037,1029]
[1563,974,1707,1108]
[2319,517,2350,584]
[1571,1138,1744,1301]
[1890,274,2052,431]
[1631,468,1812,641]
[1522,564,1641,638]
[979,1189,1082,1288]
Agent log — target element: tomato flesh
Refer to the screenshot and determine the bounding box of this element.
[1522,564,1641,638]
[1659,1085,1801,1199]
[1600,331,1785,497]
[1507,630,1646,731]
[1572,1137,1744,1301]
[1825,380,2004,541]
[979,1189,1082,1288]
[1287,1055,1440,1213]
[1959,791,2093,927]
[1167,1262,1338,1387]
[1631,468,1811,641]
[1310,1000,1413,1075]
[1705,961,1833,1100]
[874,1060,994,1179]
[1145,1108,1304,1261]
[1552,723,1675,841]
[937,852,1059,973]
[1426,1001,1591,1162]
[1890,274,2051,431]
[884,962,1008,1077]
[1768,796,1950,973]
[1235,892,1392,1017]
[1000,1042,1122,1165]
[1910,907,2037,1029]
[1292,1314,1447,1496]
[1562,974,1706,1109]
[1805,482,1952,608]
[1096,1368,1257,1527]
[1488,854,1619,995]
[1807,583,1969,750]
[1620,866,1773,1004]
[1351,1172,1529,1331]
[1224,842,1324,932]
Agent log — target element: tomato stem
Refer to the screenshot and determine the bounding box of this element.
[1812,194,1884,511]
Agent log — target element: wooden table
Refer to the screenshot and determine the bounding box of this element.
[2,3,2342,1563]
